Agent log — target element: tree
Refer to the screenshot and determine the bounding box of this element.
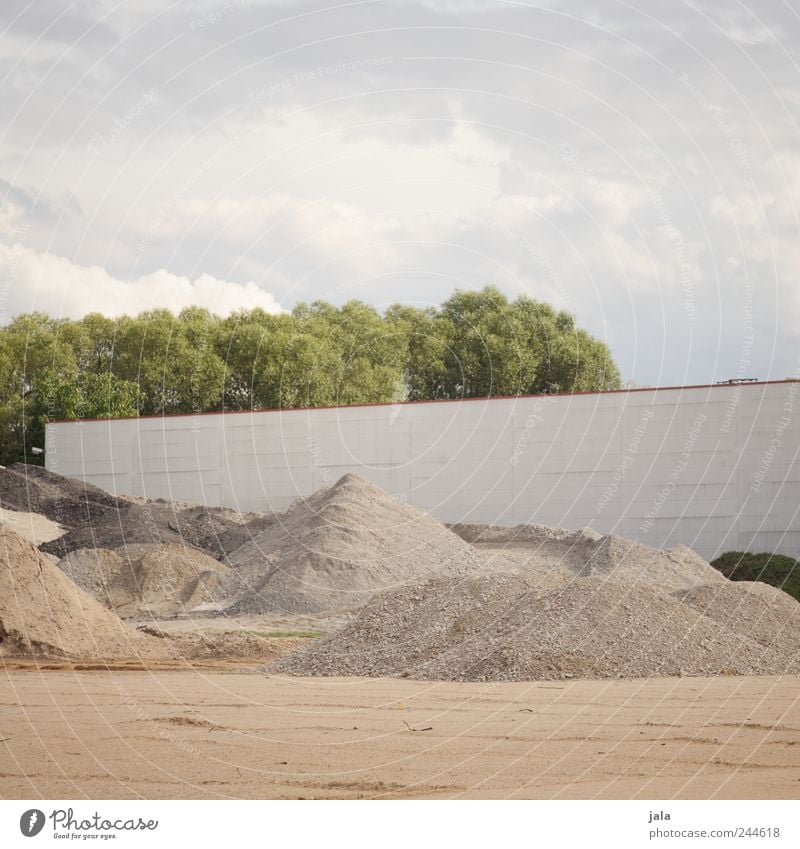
[0,290,621,463]
[113,310,225,414]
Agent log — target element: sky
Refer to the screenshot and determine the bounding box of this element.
[1,0,799,387]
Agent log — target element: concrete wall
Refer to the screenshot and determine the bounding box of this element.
[45,380,800,560]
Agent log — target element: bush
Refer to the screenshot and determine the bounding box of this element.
[710,551,800,602]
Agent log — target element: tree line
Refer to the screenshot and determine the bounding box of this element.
[0,286,621,465]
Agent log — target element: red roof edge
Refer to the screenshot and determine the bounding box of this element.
[43,379,798,426]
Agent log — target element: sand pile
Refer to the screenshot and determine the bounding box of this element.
[272,572,800,681]
[0,526,280,663]
[452,523,724,590]
[57,544,230,619]
[0,526,167,659]
[224,474,480,614]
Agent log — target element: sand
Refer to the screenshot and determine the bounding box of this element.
[57,544,231,619]
[0,527,163,659]
[0,505,65,546]
[2,467,799,800]
[5,465,798,687]
[0,526,307,665]
[1,670,798,799]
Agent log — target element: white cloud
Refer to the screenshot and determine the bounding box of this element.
[2,0,799,384]
[0,242,286,320]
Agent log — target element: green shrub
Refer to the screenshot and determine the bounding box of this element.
[710,551,800,602]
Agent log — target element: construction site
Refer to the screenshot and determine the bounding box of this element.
[2,443,799,799]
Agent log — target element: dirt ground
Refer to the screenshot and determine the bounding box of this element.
[1,671,798,799]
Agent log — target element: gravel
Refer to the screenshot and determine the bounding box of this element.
[271,572,800,681]
[225,473,480,614]
[0,464,123,529]
[451,523,725,590]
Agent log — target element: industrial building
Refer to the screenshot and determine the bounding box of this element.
[45,379,799,560]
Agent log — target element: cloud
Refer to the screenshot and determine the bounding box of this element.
[0,179,81,223]
[2,0,799,385]
[0,242,286,320]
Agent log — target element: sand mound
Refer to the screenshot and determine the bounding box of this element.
[225,474,479,614]
[272,573,800,681]
[451,523,723,591]
[0,526,166,659]
[57,544,230,619]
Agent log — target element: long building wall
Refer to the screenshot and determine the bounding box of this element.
[45,380,800,559]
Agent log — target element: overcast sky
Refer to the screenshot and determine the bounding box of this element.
[1,0,799,386]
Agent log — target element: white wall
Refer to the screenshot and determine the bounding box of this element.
[45,381,800,560]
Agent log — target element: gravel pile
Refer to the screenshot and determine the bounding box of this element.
[39,502,188,558]
[8,465,796,679]
[452,523,724,590]
[0,526,166,659]
[675,581,800,654]
[271,572,800,681]
[115,500,277,561]
[0,464,123,528]
[225,473,480,614]
[57,543,230,619]
[24,467,276,561]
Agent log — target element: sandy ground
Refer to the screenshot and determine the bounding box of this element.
[1,671,799,799]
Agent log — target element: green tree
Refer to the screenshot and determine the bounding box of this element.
[434,287,620,398]
[114,310,225,414]
[385,304,450,400]
[0,289,621,463]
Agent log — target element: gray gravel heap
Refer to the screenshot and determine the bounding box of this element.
[225,473,480,615]
[271,572,800,681]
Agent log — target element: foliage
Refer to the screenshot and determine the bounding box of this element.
[0,287,621,464]
[710,551,800,602]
